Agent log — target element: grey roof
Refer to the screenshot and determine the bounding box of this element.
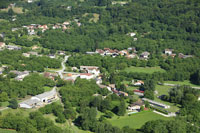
[20,98,40,105]
[35,88,57,100]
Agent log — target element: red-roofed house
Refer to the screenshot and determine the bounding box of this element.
[134,90,144,96]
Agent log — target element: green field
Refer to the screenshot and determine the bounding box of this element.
[0,128,16,133]
[164,80,200,87]
[108,111,172,129]
[123,66,166,74]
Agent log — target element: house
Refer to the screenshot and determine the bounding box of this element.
[140,52,150,59]
[109,84,116,89]
[28,0,34,3]
[48,54,56,59]
[165,49,173,55]
[86,52,96,55]
[28,29,35,35]
[63,73,79,82]
[128,100,144,111]
[6,45,21,50]
[0,67,4,75]
[10,70,30,81]
[119,50,129,56]
[134,90,144,96]
[133,80,144,86]
[12,28,19,32]
[80,73,94,80]
[169,54,176,58]
[28,51,38,56]
[0,42,5,49]
[127,47,136,52]
[31,45,39,50]
[95,76,102,84]
[126,53,138,59]
[142,98,170,109]
[19,88,58,108]
[44,72,58,80]
[63,21,70,25]
[0,32,5,38]
[95,49,105,56]
[133,38,137,41]
[58,51,65,55]
[178,53,193,59]
[22,53,30,57]
[80,66,100,76]
[119,91,129,97]
[127,32,136,37]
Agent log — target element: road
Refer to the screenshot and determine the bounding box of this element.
[56,55,70,79]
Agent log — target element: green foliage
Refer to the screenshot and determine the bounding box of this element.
[0,73,55,101]
[0,92,9,102]
[8,98,18,109]
[0,50,61,72]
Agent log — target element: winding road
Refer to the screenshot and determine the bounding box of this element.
[56,55,70,79]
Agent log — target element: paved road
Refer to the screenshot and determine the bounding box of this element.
[0,107,8,111]
[56,55,70,79]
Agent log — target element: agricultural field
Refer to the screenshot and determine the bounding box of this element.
[107,111,173,129]
[123,66,166,74]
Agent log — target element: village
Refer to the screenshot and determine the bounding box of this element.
[0,41,197,116]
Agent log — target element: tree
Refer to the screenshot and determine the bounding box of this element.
[8,8,14,16]
[144,90,154,100]
[63,108,77,120]
[117,100,126,116]
[9,98,18,109]
[0,92,9,102]
[47,126,63,133]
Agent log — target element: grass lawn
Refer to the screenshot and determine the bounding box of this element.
[0,19,8,22]
[43,86,52,91]
[0,7,23,14]
[107,111,173,129]
[164,80,200,87]
[0,128,16,133]
[123,66,166,74]
[1,108,37,117]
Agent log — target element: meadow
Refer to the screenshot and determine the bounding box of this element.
[123,66,166,74]
[107,111,172,129]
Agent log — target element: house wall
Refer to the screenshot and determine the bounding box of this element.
[19,103,32,109]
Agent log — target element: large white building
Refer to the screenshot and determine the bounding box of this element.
[19,88,58,108]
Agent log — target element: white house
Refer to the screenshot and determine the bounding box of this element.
[80,66,100,76]
[165,49,173,55]
[19,88,58,108]
[80,73,94,80]
[6,45,21,50]
[133,90,144,96]
[140,52,150,59]
[0,42,5,49]
[128,100,144,111]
